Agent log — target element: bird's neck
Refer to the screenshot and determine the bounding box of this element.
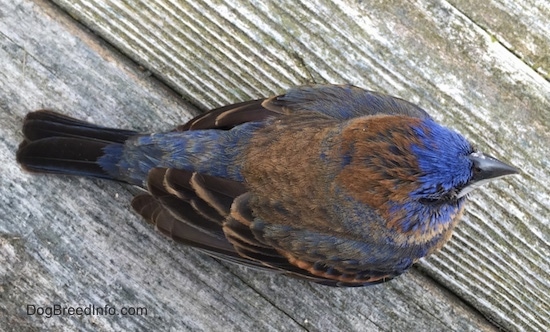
[386,199,467,247]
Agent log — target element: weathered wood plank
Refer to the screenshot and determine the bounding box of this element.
[449,0,550,78]
[1,0,548,331]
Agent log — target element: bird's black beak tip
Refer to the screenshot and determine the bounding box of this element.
[469,152,519,181]
[457,152,517,198]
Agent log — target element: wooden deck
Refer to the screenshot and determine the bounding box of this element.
[1,0,548,331]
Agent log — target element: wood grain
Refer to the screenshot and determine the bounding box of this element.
[1,0,548,331]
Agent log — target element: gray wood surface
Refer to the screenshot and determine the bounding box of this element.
[1,0,548,331]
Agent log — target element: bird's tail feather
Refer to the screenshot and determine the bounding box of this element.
[17,110,138,181]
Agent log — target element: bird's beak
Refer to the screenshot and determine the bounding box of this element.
[457,152,519,198]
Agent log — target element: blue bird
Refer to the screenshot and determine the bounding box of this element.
[16,84,518,286]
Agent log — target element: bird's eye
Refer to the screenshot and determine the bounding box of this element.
[419,197,441,205]
[419,187,459,206]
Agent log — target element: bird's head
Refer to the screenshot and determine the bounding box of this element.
[334,115,518,217]
[407,118,518,205]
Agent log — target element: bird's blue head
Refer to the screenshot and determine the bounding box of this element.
[334,115,517,238]
[409,118,474,203]
[408,118,517,204]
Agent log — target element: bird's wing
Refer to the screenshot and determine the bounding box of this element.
[178,84,431,131]
[133,167,385,286]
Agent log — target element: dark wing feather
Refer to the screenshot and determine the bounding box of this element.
[133,168,327,281]
[176,84,431,132]
[266,84,432,120]
[177,99,279,131]
[133,167,390,286]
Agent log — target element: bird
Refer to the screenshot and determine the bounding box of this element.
[16,84,518,287]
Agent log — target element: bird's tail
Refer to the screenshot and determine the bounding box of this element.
[16,110,138,181]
